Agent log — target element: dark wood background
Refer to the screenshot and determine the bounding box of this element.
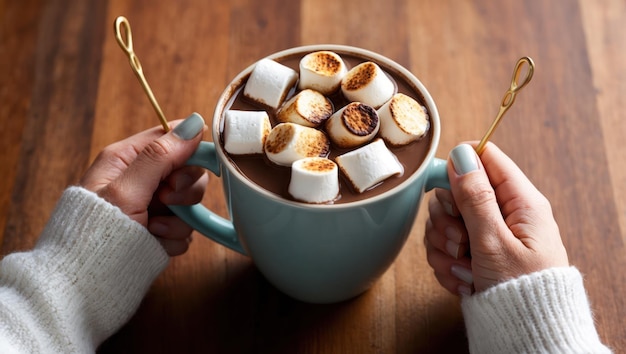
[1,0,624,352]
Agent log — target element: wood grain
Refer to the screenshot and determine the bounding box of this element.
[0,0,624,352]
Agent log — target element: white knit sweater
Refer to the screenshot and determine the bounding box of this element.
[462,267,612,353]
[0,187,613,353]
[0,187,169,353]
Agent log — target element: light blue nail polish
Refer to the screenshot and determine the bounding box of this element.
[173,112,205,140]
[449,144,479,175]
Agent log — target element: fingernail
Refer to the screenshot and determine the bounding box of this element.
[173,112,205,140]
[446,239,460,258]
[442,200,454,216]
[445,226,463,243]
[451,264,474,284]
[458,284,473,297]
[449,144,479,175]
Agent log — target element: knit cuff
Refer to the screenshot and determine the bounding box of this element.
[461,267,611,353]
[0,186,169,351]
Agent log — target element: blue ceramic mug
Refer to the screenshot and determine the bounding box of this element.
[169,45,449,303]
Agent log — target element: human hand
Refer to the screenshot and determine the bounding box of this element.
[424,142,569,295]
[79,113,208,256]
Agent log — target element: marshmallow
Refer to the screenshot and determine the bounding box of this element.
[335,139,403,193]
[289,157,339,203]
[223,110,271,155]
[325,102,380,148]
[298,51,348,95]
[276,89,333,127]
[341,61,395,108]
[243,58,299,109]
[265,122,330,166]
[377,93,430,146]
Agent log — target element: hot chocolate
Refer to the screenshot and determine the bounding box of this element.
[220,51,433,204]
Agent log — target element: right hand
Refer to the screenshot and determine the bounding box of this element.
[424,142,569,295]
[80,113,208,256]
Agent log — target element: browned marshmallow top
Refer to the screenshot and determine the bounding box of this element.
[342,62,377,91]
[300,157,336,173]
[389,93,429,134]
[296,128,330,157]
[341,102,379,136]
[265,123,330,157]
[277,89,333,126]
[264,123,294,154]
[302,51,344,76]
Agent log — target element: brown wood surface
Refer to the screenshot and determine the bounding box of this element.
[1,0,625,352]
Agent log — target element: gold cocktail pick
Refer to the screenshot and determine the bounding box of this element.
[475,56,535,155]
[114,16,170,132]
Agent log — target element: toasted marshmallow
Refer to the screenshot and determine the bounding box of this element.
[298,51,348,95]
[378,93,430,146]
[223,110,271,155]
[243,58,299,109]
[325,102,379,148]
[276,89,333,127]
[265,123,330,166]
[335,139,403,193]
[289,157,339,203]
[341,62,395,108]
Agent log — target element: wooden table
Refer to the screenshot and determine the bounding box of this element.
[1,0,625,352]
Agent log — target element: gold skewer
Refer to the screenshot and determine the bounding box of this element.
[114,16,170,132]
[475,56,535,155]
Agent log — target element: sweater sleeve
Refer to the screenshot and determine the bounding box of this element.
[0,186,170,353]
[461,266,612,354]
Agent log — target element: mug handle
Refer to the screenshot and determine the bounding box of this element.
[169,143,448,255]
[425,157,450,191]
[167,141,246,255]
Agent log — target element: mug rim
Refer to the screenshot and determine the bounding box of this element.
[212,44,441,209]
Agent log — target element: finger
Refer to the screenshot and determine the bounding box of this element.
[447,144,512,251]
[425,234,473,296]
[428,195,468,244]
[479,142,542,199]
[434,188,459,217]
[157,164,209,205]
[157,237,193,257]
[99,113,206,224]
[479,142,554,220]
[80,124,172,191]
[148,215,195,240]
[433,270,474,297]
[425,218,452,258]
[158,170,209,205]
[427,197,469,259]
[81,117,205,192]
[475,143,566,267]
[166,165,207,192]
[121,113,206,198]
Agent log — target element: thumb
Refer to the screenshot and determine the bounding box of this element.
[447,144,511,249]
[105,113,206,220]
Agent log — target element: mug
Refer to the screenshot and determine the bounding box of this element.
[169,45,449,303]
